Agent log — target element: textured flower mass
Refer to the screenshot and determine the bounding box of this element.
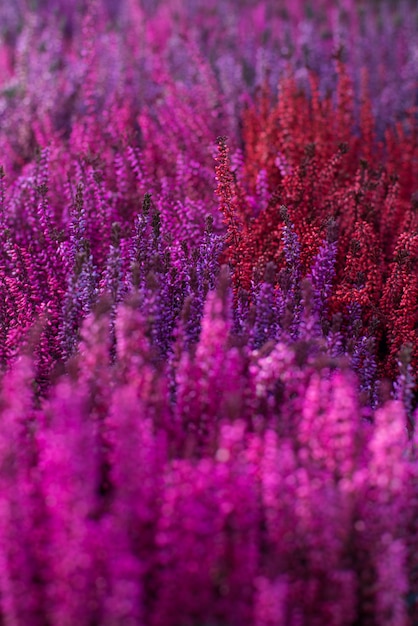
[0,0,417,624]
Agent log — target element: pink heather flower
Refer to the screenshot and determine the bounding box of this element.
[254,575,288,626]
[37,379,100,626]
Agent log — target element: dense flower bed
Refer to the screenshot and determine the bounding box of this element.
[0,0,417,623]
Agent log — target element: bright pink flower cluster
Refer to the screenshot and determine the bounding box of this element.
[1,295,418,624]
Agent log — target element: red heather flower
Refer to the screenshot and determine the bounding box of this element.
[221,62,418,390]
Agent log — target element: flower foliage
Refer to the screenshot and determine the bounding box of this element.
[0,0,417,624]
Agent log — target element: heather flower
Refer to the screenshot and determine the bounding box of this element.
[37,378,101,626]
[251,262,280,349]
[0,1,416,623]
[0,356,43,624]
[308,225,337,320]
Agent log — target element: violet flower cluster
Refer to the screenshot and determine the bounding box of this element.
[0,0,417,624]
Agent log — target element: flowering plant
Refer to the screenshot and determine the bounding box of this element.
[0,0,417,623]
